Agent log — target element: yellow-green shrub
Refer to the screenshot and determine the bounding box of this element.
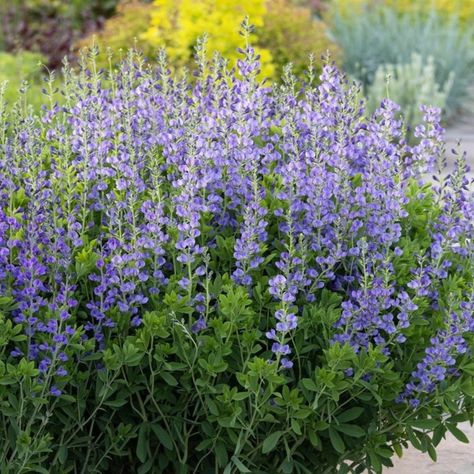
[260,0,339,79]
[142,0,274,78]
[77,0,338,81]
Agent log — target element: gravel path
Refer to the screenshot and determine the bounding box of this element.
[387,423,474,474]
[387,107,474,474]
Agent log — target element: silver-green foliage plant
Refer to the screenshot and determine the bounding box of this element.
[367,54,454,136]
[330,6,474,117]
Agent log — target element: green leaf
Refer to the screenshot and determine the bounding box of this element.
[57,445,68,464]
[291,418,302,435]
[313,420,329,431]
[461,380,474,397]
[335,424,366,438]
[337,407,364,423]
[432,425,446,446]
[231,456,251,473]
[427,443,437,462]
[280,458,294,474]
[160,371,178,386]
[339,463,350,474]
[136,424,148,463]
[137,459,153,474]
[374,447,393,458]
[205,397,219,416]
[406,428,422,451]
[0,377,16,386]
[301,378,318,391]
[409,419,439,430]
[446,424,469,443]
[262,431,283,454]
[461,363,474,376]
[103,398,128,408]
[308,430,320,447]
[233,392,250,401]
[27,467,49,474]
[329,427,345,454]
[196,439,213,451]
[368,451,382,473]
[215,441,228,468]
[151,424,173,450]
[393,442,403,458]
[293,408,314,419]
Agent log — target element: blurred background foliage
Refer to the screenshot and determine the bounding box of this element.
[0,0,118,68]
[330,6,474,119]
[76,0,339,81]
[0,51,46,111]
[333,0,474,24]
[0,0,473,129]
[259,0,339,79]
[141,0,274,77]
[74,1,154,69]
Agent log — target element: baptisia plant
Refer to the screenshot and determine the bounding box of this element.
[0,23,473,474]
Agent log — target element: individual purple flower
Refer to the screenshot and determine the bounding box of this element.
[50,386,62,397]
[191,316,207,334]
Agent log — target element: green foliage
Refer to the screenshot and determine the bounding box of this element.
[0,51,47,112]
[74,1,155,70]
[259,0,340,79]
[0,47,472,473]
[0,187,472,473]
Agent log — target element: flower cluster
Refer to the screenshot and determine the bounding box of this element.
[0,37,473,472]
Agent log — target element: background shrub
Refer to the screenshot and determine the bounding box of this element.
[142,0,275,77]
[78,0,338,81]
[259,0,340,79]
[74,0,155,70]
[0,51,46,111]
[329,6,474,117]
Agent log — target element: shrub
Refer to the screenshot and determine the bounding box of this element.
[0,51,46,111]
[366,54,454,139]
[142,0,275,77]
[259,0,340,79]
[329,5,474,117]
[79,0,338,81]
[0,35,473,473]
[74,0,155,70]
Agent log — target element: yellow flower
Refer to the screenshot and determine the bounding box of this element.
[142,0,274,78]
